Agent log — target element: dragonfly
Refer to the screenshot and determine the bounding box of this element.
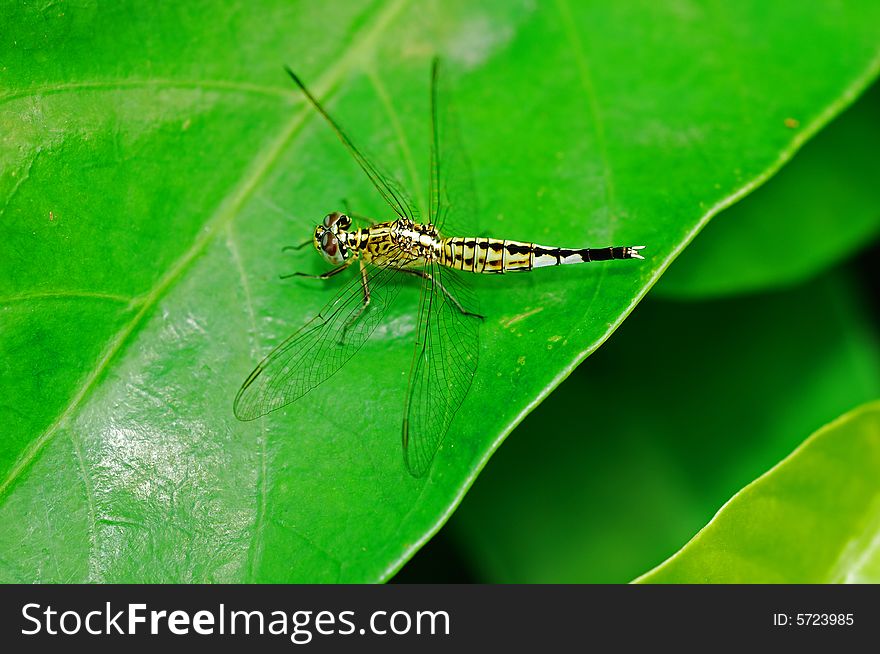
[233,59,646,477]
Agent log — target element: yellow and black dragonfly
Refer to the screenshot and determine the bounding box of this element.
[234,59,645,477]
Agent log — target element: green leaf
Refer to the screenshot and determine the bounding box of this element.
[2,1,879,582]
[636,400,880,583]
[656,80,880,299]
[447,273,880,582]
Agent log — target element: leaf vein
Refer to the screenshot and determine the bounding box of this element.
[0,290,133,307]
[0,79,295,109]
[225,223,269,581]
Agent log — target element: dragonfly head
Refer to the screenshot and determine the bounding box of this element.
[314,212,353,264]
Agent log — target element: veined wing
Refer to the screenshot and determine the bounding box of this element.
[403,258,479,476]
[238,68,422,421]
[234,249,414,421]
[403,58,481,477]
[285,67,421,222]
[428,58,478,236]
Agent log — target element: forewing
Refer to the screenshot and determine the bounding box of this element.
[402,59,482,477]
[402,260,480,477]
[234,250,413,421]
[429,58,478,236]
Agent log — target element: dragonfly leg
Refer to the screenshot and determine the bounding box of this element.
[281,240,313,252]
[401,269,485,320]
[339,261,371,345]
[280,262,351,280]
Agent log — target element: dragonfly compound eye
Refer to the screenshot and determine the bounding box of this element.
[320,231,347,263]
[323,211,347,228]
[321,231,338,255]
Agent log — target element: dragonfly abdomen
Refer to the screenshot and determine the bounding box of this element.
[439,237,645,273]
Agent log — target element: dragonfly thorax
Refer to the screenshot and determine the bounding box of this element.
[391,219,442,260]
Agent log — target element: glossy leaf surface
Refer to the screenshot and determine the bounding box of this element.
[1,1,879,581]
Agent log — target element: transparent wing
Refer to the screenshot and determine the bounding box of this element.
[429,58,479,236]
[237,69,425,421]
[286,67,421,222]
[234,249,414,421]
[402,58,481,477]
[403,259,479,477]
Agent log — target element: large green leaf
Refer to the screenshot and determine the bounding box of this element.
[2,1,879,582]
[637,400,880,583]
[657,80,880,299]
[447,273,880,583]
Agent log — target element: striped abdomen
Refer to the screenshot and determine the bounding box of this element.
[439,237,645,273]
